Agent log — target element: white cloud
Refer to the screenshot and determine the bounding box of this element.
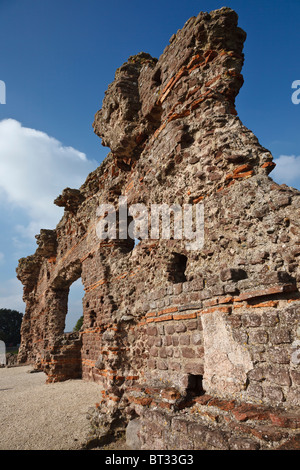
[272,155,300,187]
[0,119,98,238]
[0,119,99,312]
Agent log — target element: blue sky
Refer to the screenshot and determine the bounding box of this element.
[0,0,300,331]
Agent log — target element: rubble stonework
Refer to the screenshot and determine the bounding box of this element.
[16,8,300,450]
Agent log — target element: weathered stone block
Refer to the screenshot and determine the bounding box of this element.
[269,328,291,345]
[181,347,196,358]
[220,268,247,282]
[126,418,142,450]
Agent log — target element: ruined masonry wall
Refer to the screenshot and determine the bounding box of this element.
[17,8,300,450]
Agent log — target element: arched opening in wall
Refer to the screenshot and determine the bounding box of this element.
[186,374,205,398]
[167,252,187,283]
[152,67,162,87]
[125,214,136,251]
[64,277,85,333]
[119,212,143,252]
[88,310,97,328]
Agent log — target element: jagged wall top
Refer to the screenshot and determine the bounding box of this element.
[92,7,274,200]
[93,7,247,157]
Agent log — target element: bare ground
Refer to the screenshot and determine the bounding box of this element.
[0,365,106,450]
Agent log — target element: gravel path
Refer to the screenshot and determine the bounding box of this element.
[0,365,103,450]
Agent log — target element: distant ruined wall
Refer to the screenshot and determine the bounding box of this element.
[17,8,300,450]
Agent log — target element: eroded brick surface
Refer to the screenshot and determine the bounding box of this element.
[16,7,299,450]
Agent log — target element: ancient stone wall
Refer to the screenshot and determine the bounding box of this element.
[17,8,299,449]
